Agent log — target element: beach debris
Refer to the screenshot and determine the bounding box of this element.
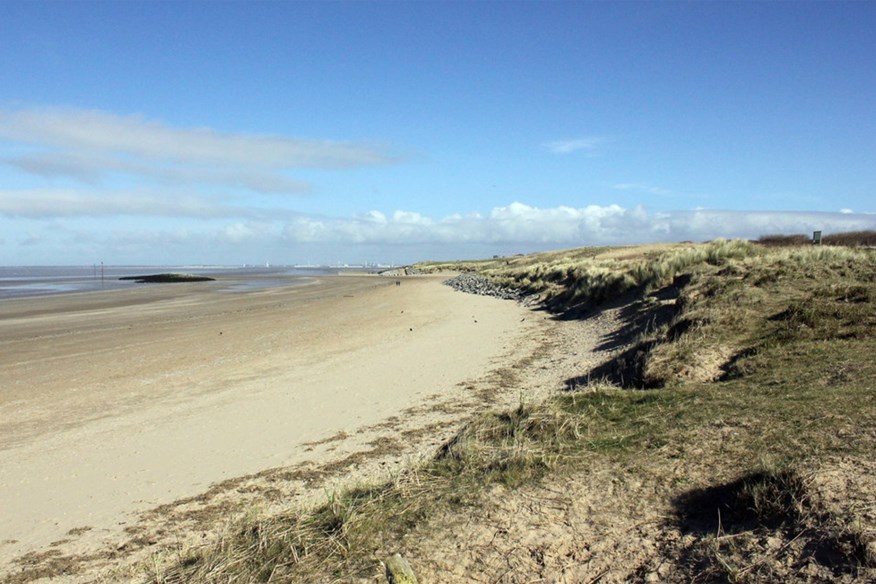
[384,553,418,584]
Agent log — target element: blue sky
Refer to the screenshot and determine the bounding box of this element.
[1,1,874,265]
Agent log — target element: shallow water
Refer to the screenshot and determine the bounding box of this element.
[0,266,337,300]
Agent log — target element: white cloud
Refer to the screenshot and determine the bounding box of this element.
[5,199,875,265]
[357,210,388,224]
[0,107,395,168]
[7,193,873,248]
[482,202,626,243]
[280,203,876,248]
[392,210,432,225]
[0,106,396,194]
[542,137,602,155]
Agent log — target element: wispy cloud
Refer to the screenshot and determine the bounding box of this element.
[0,106,396,194]
[0,107,396,168]
[542,137,603,155]
[0,188,246,219]
[2,152,312,194]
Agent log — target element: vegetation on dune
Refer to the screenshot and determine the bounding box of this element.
[148,237,876,583]
[417,245,616,275]
[425,239,759,310]
[759,229,876,248]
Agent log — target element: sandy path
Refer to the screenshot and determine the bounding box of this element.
[0,274,533,574]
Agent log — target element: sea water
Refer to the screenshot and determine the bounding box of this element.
[0,266,338,300]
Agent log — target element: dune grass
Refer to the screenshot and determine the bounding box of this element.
[149,239,876,583]
[759,229,876,248]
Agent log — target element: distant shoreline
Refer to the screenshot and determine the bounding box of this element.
[0,265,338,301]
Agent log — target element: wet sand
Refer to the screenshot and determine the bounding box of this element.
[0,274,531,574]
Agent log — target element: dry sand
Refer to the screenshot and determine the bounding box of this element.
[0,273,540,579]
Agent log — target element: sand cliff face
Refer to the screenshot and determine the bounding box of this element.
[0,274,537,578]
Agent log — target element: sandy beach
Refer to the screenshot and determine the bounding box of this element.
[0,273,538,579]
